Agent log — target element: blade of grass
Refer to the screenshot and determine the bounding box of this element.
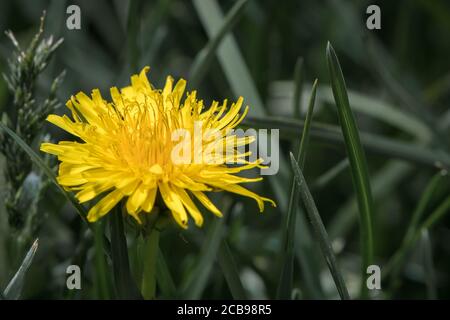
[277,80,318,299]
[326,42,374,298]
[311,85,433,143]
[181,197,233,299]
[241,116,450,169]
[109,205,142,299]
[189,0,249,88]
[218,240,247,300]
[3,239,38,299]
[420,230,437,299]
[290,154,350,300]
[0,122,112,258]
[156,248,177,298]
[93,222,110,299]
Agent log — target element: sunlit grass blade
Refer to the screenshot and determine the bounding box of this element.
[298,79,318,169]
[277,80,318,299]
[420,230,437,299]
[292,57,304,119]
[0,122,112,258]
[156,248,177,298]
[218,240,247,300]
[3,239,38,299]
[181,197,232,299]
[93,222,110,299]
[290,154,350,300]
[326,42,374,298]
[189,0,249,87]
[109,205,142,299]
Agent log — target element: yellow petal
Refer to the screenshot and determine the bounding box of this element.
[191,191,222,217]
[87,189,123,222]
[142,187,157,213]
[158,182,188,228]
[174,186,203,227]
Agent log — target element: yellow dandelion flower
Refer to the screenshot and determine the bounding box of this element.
[40,67,275,228]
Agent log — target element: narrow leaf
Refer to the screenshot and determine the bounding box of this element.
[3,239,39,299]
[326,42,374,297]
[277,79,318,299]
[290,154,350,300]
[241,116,450,169]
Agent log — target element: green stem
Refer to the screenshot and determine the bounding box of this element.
[141,229,160,300]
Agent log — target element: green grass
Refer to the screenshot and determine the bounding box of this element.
[1,0,450,300]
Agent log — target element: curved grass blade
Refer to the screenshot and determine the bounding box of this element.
[181,197,233,299]
[109,205,142,299]
[189,0,249,87]
[326,42,374,298]
[156,248,177,298]
[290,154,350,300]
[218,240,247,300]
[277,80,318,299]
[3,239,39,299]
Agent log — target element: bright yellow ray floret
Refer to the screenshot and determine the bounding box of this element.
[40,67,275,228]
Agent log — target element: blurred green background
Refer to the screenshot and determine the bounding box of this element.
[0,0,450,299]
